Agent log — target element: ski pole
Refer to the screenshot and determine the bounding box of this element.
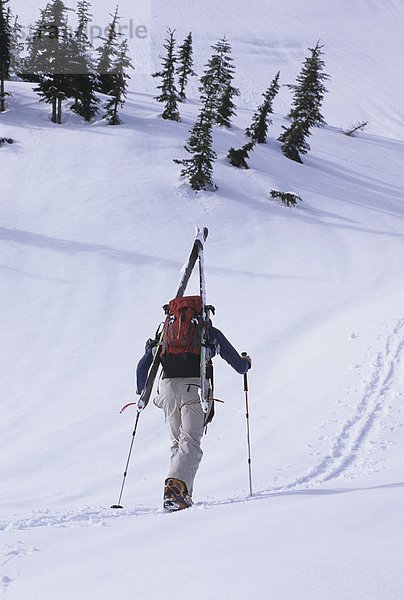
[241,352,253,497]
[111,410,141,509]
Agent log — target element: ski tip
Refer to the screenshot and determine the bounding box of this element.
[195,226,209,242]
[110,504,124,509]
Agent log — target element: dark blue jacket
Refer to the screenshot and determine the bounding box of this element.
[136,325,250,394]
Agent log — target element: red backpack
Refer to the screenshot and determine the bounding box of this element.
[161,295,202,358]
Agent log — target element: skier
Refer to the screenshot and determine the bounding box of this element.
[136,306,252,512]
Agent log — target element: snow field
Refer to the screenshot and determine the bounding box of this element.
[1,0,404,598]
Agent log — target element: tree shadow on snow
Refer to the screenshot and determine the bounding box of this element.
[0,225,182,271]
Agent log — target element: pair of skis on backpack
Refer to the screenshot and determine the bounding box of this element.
[136,227,211,414]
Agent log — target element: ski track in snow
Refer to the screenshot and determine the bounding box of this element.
[267,318,404,493]
[0,506,162,533]
[1,542,40,596]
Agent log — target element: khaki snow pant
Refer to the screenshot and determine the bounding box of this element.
[153,377,211,496]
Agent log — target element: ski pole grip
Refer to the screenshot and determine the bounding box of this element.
[241,352,249,392]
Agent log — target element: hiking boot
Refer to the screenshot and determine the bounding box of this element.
[163,478,193,512]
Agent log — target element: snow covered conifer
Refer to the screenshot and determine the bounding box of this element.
[174,109,217,191]
[174,62,219,190]
[69,0,99,121]
[199,36,239,127]
[0,0,11,112]
[104,37,133,125]
[217,81,240,128]
[174,85,217,191]
[287,41,329,128]
[278,117,309,163]
[76,0,92,41]
[96,6,133,125]
[245,71,280,144]
[225,70,279,170]
[21,9,45,83]
[0,135,13,145]
[278,42,329,163]
[30,0,74,124]
[152,28,180,121]
[8,11,24,76]
[227,141,255,169]
[96,6,121,95]
[270,189,302,207]
[176,31,196,101]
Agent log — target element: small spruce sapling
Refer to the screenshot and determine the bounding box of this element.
[343,120,368,136]
[245,71,280,144]
[0,135,13,145]
[270,189,302,207]
[152,28,180,121]
[227,141,255,169]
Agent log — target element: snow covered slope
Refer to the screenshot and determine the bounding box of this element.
[1,1,404,599]
[12,0,404,139]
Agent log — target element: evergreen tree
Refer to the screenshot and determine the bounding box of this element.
[28,0,73,123]
[70,0,99,121]
[278,118,309,163]
[199,36,239,127]
[96,6,121,95]
[278,42,329,163]
[104,37,133,125]
[76,0,91,41]
[174,60,219,191]
[96,6,133,125]
[21,8,46,83]
[176,31,196,101]
[174,108,217,191]
[152,28,180,121]
[226,72,280,171]
[8,11,24,76]
[0,0,11,112]
[0,135,13,145]
[217,81,239,128]
[227,141,255,169]
[287,41,328,127]
[245,71,280,144]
